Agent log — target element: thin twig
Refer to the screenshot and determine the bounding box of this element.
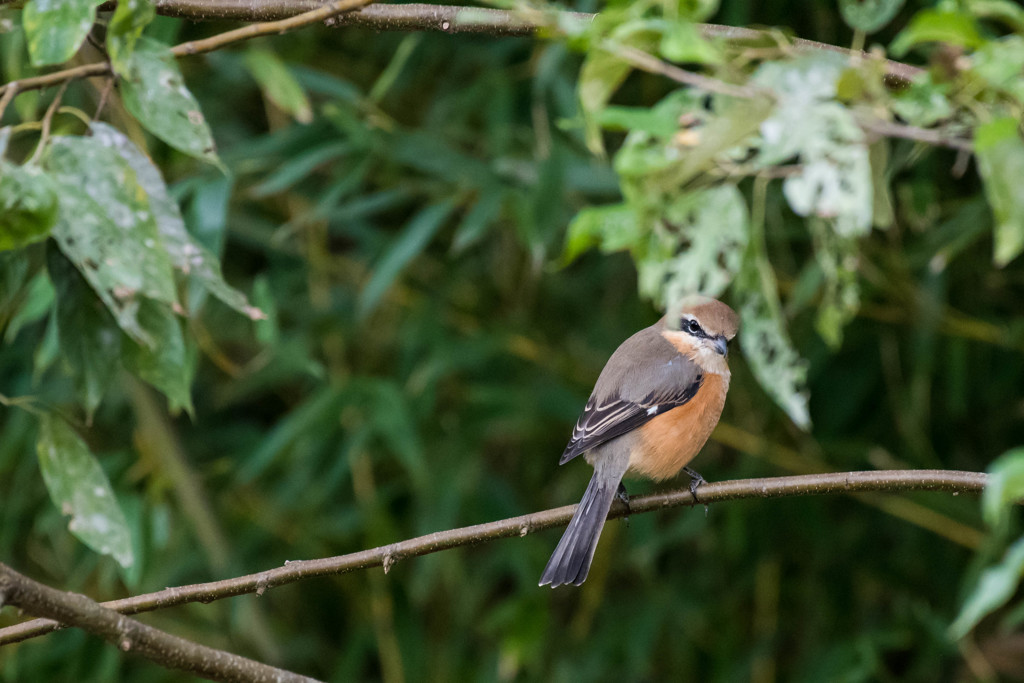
[0,563,319,682]
[0,469,987,646]
[84,1,924,85]
[0,82,18,125]
[27,81,69,165]
[0,0,375,99]
[613,44,771,100]
[855,113,973,151]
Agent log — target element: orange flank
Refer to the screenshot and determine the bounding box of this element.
[629,373,729,481]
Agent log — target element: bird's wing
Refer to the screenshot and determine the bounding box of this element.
[559,374,703,464]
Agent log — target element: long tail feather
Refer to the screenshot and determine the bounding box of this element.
[539,471,619,587]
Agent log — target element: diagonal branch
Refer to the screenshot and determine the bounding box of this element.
[0,469,987,646]
[0,563,319,682]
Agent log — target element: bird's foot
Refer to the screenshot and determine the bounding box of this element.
[616,482,631,526]
[683,467,709,517]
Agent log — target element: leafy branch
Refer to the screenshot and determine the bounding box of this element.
[0,469,986,647]
[0,563,318,682]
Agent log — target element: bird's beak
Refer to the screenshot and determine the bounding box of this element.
[713,336,728,357]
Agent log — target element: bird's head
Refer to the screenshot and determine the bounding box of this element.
[661,296,739,374]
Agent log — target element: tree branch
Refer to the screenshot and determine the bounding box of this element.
[125,1,924,85]
[0,563,319,682]
[0,0,375,100]
[0,469,987,646]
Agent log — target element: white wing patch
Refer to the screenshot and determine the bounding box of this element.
[646,406,658,415]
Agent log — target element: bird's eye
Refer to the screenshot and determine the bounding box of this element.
[684,319,702,335]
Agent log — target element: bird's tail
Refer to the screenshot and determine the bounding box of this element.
[539,468,621,587]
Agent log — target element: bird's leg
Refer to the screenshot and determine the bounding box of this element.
[683,467,709,517]
[616,482,631,526]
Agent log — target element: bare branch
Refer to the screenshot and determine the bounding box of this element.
[0,469,987,646]
[0,563,319,682]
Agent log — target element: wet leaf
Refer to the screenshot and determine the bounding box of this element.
[89,123,259,318]
[119,36,219,164]
[0,160,58,251]
[36,412,134,568]
[22,0,98,67]
[43,133,178,344]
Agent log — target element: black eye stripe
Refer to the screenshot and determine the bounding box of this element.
[680,318,704,337]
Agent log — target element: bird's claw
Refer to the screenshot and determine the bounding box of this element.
[616,482,632,526]
[683,467,710,517]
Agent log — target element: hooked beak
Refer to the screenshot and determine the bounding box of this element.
[713,336,728,357]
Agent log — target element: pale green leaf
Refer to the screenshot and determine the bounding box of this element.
[120,36,219,164]
[244,48,313,124]
[0,160,58,251]
[890,9,983,57]
[88,122,260,318]
[106,0,154,75]
[36,413,134,568]
[975,118,1024,266]
[809,219,860,347]
[658,185,749,303]
[43,134,178,344]
[755,55,872,236]
[982,447,1024,529]
[839,0,905,33]
[22,0,98,67]
[562,203,639,265]
[949,536,1024,639]
[579,49,633,155]
[659,20,721,64]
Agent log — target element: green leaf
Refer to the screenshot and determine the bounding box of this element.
[890,77,953,128]
[358,201,457,319]
[562,203,640,265]
[119,36,219,164]
[659,20,721,64]
[755,55,872,236]
[47,247,122,419]
[974,118,1024,267]
[452,187,504,253]
[22,0,98,67]
[809,219,860,347]
[736,238,811,429]
[579,48,633,155]
[949,536,1024,639]
[122,297,193,414]
[970,36,1024,105]
[43,133,178,344]
[982,447,1024,529]
[88,122,260,318]
[655,185,749,303]
[244,48,313,124]
[967,0,1024,32]
[839,0,905,34]
[0,160,58,251]
[36,413,134,568]
[106,0,154,75]
[890,9,983,57]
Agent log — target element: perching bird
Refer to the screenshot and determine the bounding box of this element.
[539,295,739,588]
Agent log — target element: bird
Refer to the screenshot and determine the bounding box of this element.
[539,295,739,588]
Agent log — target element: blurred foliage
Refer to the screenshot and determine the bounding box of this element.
[1,0,1024,681]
